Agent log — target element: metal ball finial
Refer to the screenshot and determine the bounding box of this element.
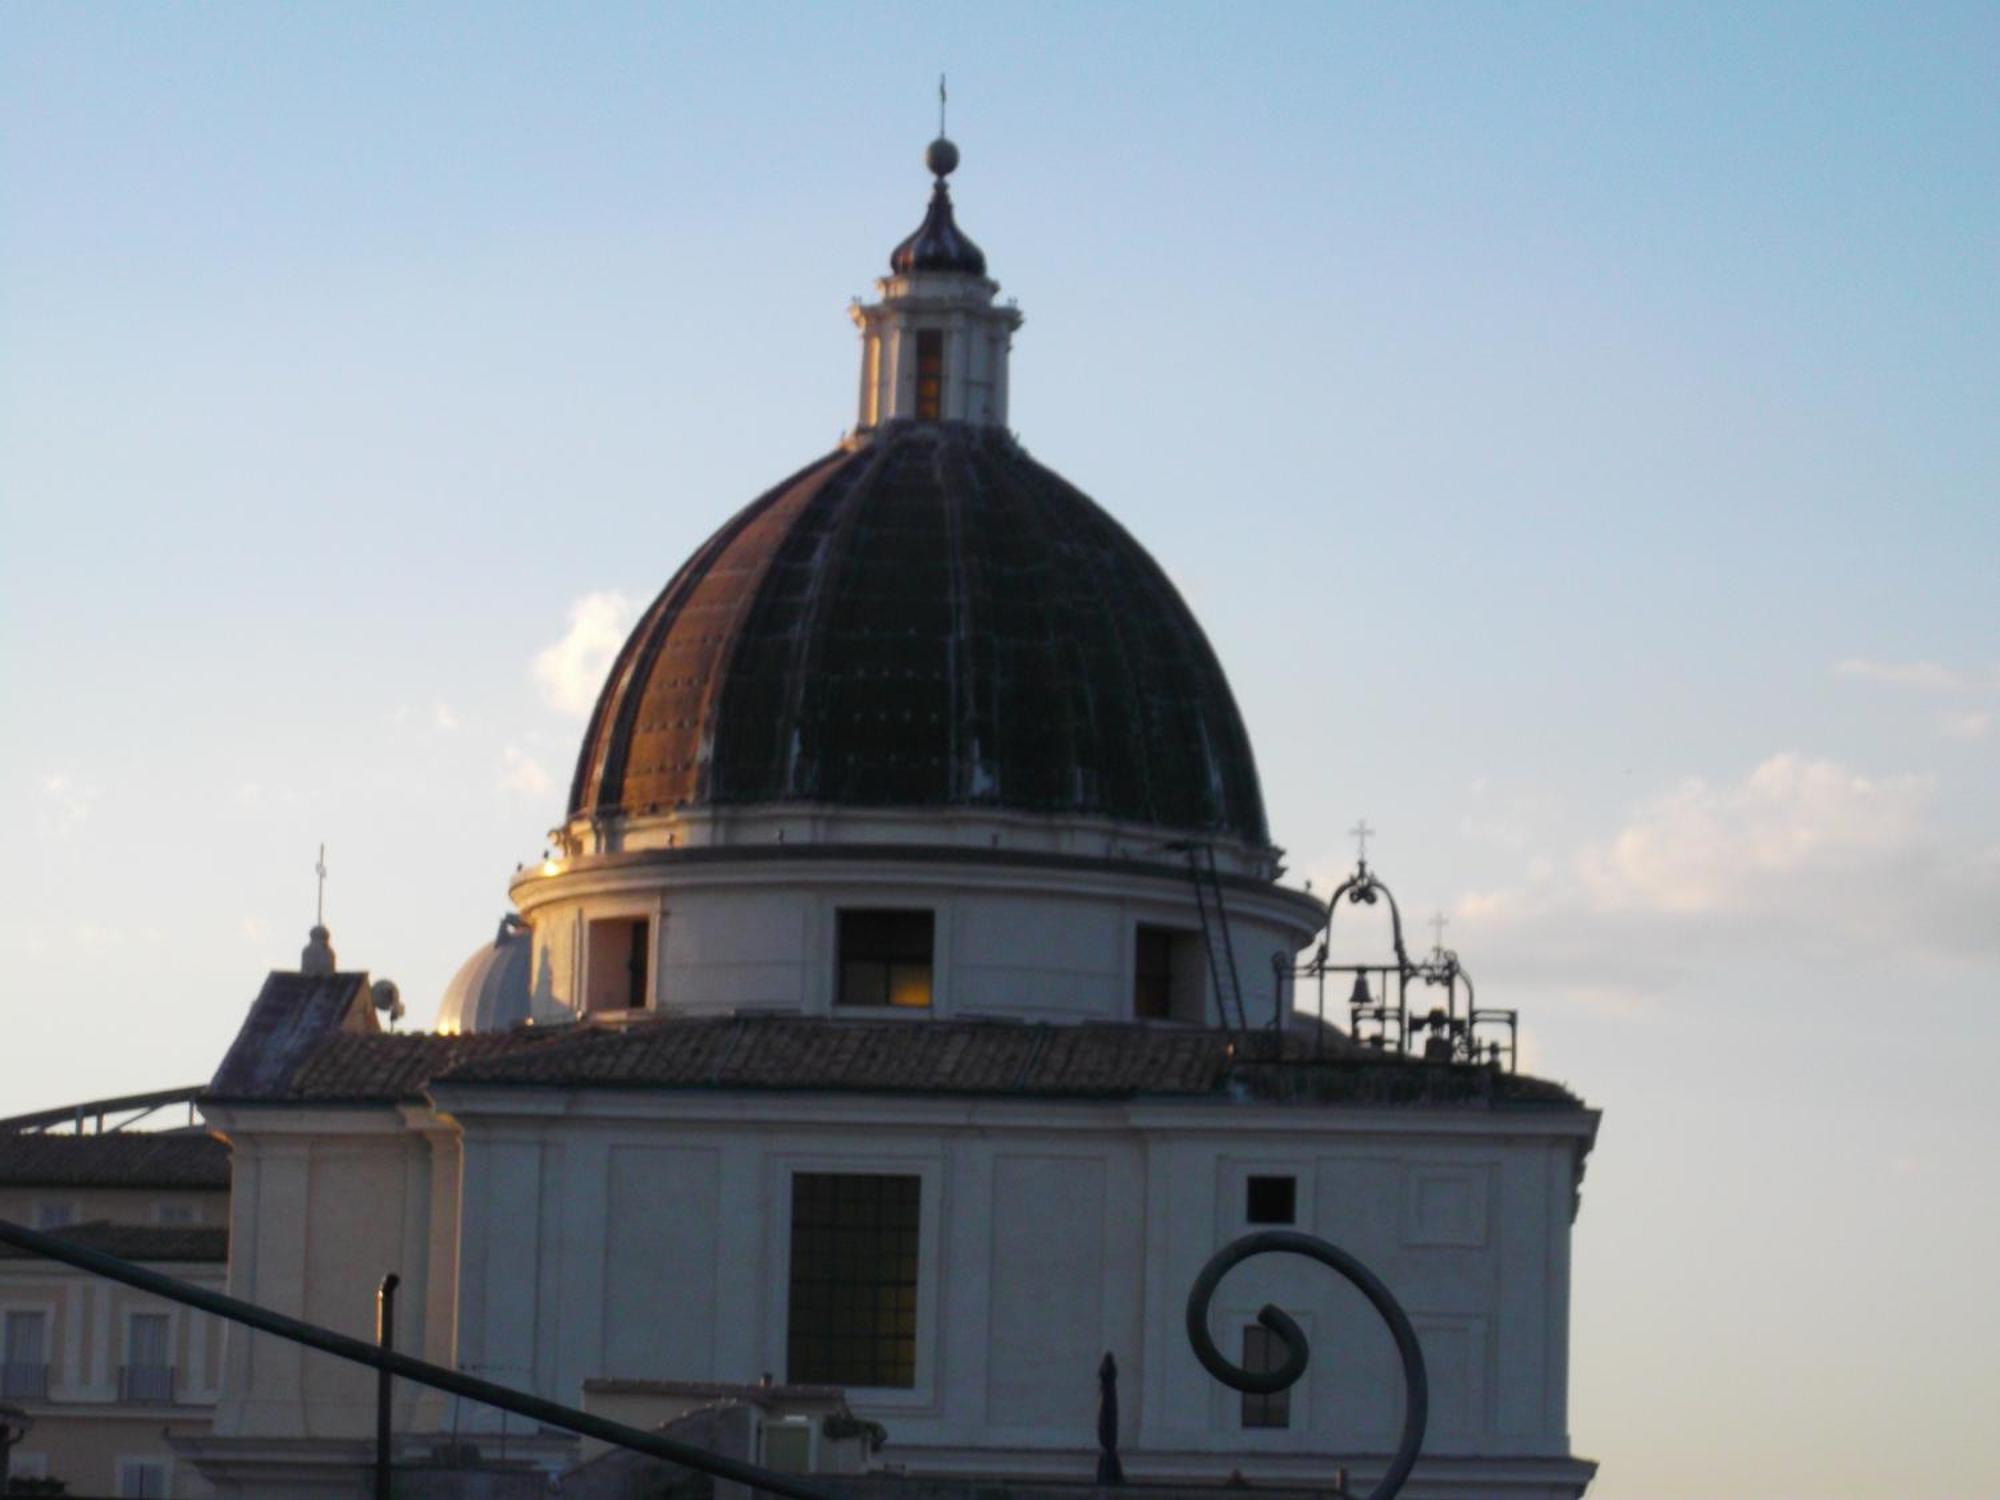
[925,136,960,179]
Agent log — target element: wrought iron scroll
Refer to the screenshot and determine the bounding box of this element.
[1186,1230,1428,1500]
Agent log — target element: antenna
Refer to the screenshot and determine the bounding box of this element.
[315,842,328,928]
[939,73,948,137]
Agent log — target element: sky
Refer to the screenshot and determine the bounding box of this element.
[2,4,1995,1496]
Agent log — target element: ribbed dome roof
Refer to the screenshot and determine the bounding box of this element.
[569,423,1269,846]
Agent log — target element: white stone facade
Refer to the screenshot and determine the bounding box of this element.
[195,1083,1595,1499]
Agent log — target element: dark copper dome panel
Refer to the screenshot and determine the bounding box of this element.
[569,425,1269,846]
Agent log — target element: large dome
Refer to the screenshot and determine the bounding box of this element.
[568,423,1269,846]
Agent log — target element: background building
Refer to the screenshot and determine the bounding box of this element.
[0,1112,229,1498]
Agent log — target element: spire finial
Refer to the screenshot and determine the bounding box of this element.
[925,75,959,180]
[301,841,337,975]
[1349,818,1376,866]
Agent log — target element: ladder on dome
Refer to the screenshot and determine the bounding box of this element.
[1174,842,1248,1032]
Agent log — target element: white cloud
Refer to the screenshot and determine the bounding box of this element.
[234,781,304,809]
[1939,710,1991,741]
[1836,659,2000,743]
[499,746,554,797]
[1576,754,1931,916]
[72,921,124,948]
[1454,754,2000,995]
[1835,658,1991,693]
[39,773,98,835]
[1832,656,1976,692]
[534,592,633,717]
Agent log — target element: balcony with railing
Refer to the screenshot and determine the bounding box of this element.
[117,1363,176,1405]
[0,1360,48,1401]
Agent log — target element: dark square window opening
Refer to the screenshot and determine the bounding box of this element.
[1134,925,1174,1019]
[1133,924,1205,1022]
[1241,1323,1292,1429]
[1246,1174,1296,1226]
[786,1172,921,1389]
[838,909,934,1009]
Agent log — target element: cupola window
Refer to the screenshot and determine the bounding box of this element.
[914,330,944,420]
[838,910,934,1009]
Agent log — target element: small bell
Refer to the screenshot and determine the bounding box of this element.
[1349,972,1373,1008]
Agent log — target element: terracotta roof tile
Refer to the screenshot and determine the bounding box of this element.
[202,1006,1583,1112]
[430,1016,1582,1109]
[0,1130,229,1189]
[281,1029,565,1102]
[0,1220,227,1263]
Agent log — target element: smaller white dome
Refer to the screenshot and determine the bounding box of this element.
[435,916,537,1034]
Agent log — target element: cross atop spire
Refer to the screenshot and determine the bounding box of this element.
[300,842,337,976]
[1428,910,1450,955]
[939,73,948,138]
[1349,819,1376,866]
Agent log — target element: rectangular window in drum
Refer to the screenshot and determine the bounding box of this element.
[1134,925,1174,1019]
[585,915,651,1012]
[837,910,934,1009]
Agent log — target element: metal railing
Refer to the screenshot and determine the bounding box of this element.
[0,1086,205,1136]
[117,1363,175,1405]
[1281,860,1520,1071]
[0,1360,48,1401]
[0,1217,1426,1500]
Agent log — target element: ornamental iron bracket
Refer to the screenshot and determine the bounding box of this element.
[1187,1229,1428,1500]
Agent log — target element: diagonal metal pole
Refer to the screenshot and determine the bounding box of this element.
[0,1219,837,1500]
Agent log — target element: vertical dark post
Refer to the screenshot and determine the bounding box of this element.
[375,1273,400,1500]
[1095,1352,1124,1485]
[0,1403,32,1487]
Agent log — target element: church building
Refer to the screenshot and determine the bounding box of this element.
[170,134,1598,1500]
